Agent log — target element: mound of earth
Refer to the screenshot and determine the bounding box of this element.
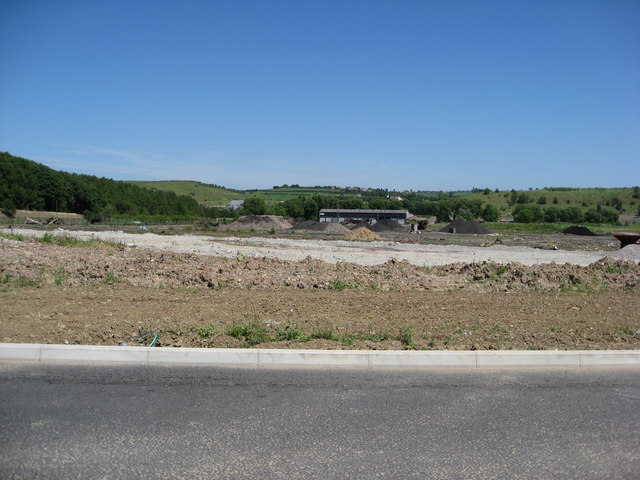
[370,219,408,232]
[345,221,373,230]
[292,220,350,234]
[223,215,293,231]
[563,226,597,236]
[439,220,490,234]
[606,244,640,262]
[344,227,382,241]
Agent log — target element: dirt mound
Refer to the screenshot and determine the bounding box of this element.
[370,219,408,232]
[292,220,350,234]
[223,215,292,231]
[606,244,640,262]
[344,227,382,241]
[439,220,490,234]
[563,226,597,236]
[345,221,372,230]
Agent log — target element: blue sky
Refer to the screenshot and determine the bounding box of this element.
[1,0,638,191]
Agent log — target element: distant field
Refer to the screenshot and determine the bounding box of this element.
[129,182,363,205]
[128,181,245,206]
[245,187,357,201]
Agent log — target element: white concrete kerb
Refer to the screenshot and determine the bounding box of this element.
[1,343,639,368]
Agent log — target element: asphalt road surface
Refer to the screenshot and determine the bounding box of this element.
[1,363,639,479]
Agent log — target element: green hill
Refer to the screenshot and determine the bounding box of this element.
[127,180,245,206]
[463,187,639,217]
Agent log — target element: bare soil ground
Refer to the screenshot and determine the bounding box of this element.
[1,232,638,350]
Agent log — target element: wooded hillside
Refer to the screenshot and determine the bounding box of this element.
[0,152,214,219]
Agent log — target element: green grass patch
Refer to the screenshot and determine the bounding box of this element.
[195,324,216,338]
[275,321,307,342]
[330,280,357,291]
[225,322,270,346]
[102,271,118,285]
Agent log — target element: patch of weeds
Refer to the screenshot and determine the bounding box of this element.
[209,281,228,290]
[560,275,591,293]
[0,233,25,241]
[275,321,307,342]
[396,325,415,349]
[14,275,43,288]
[40,232,54,243]
[359,328,390,342]
[330,280,356,291]
[53,266,66,286]
[495,266,508,276]
[310,329,339,341]
[550,326,563,333]
[0,273,10,284]
[225,322,269,346]
[195,324,215,338]
[606,265,622,274]
[365,282,380,291]
[613,326,635,336]
[102,271,118,285]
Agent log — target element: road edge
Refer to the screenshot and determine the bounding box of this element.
[1,343,639,368]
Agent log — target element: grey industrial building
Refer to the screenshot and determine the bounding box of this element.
[319,209,410,224]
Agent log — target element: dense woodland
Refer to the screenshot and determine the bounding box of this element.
[0,152,215,220]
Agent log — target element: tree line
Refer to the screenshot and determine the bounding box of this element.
[0,152,217,219]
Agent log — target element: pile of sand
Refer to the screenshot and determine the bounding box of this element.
[293,220,350,234]
[223,215,293,231]
[370,219,408,232]
[345,221,372,230]
[563,226,597,236]
[344,227,382,241]
[439,220,490,234]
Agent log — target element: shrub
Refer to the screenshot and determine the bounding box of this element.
[512,204,543,223]
[543,207,561,223]
[481,204,499,222]
[559,207,584,223]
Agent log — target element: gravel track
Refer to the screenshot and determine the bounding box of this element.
[5,228,637,266]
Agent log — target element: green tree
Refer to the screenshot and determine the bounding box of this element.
[543,207,561,223]
[283,198,304,218]
[241,197,267,215]
[509,189,518,206]
[512,204,543,223]
[481,204,499,222]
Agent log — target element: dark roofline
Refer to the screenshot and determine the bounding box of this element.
[319,209,409,215]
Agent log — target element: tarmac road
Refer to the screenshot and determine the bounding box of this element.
[1,363,639,479]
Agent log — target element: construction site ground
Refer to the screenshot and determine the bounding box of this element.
[1,226,638,351]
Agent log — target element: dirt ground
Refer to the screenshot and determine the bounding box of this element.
[1,284,638,351]
[1,235,638,350]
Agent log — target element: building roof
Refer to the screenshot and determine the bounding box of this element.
[319,209,409,215]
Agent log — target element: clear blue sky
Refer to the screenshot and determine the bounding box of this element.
[1,0,638,191]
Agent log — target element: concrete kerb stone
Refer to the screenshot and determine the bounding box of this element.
[0,344,639,368]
